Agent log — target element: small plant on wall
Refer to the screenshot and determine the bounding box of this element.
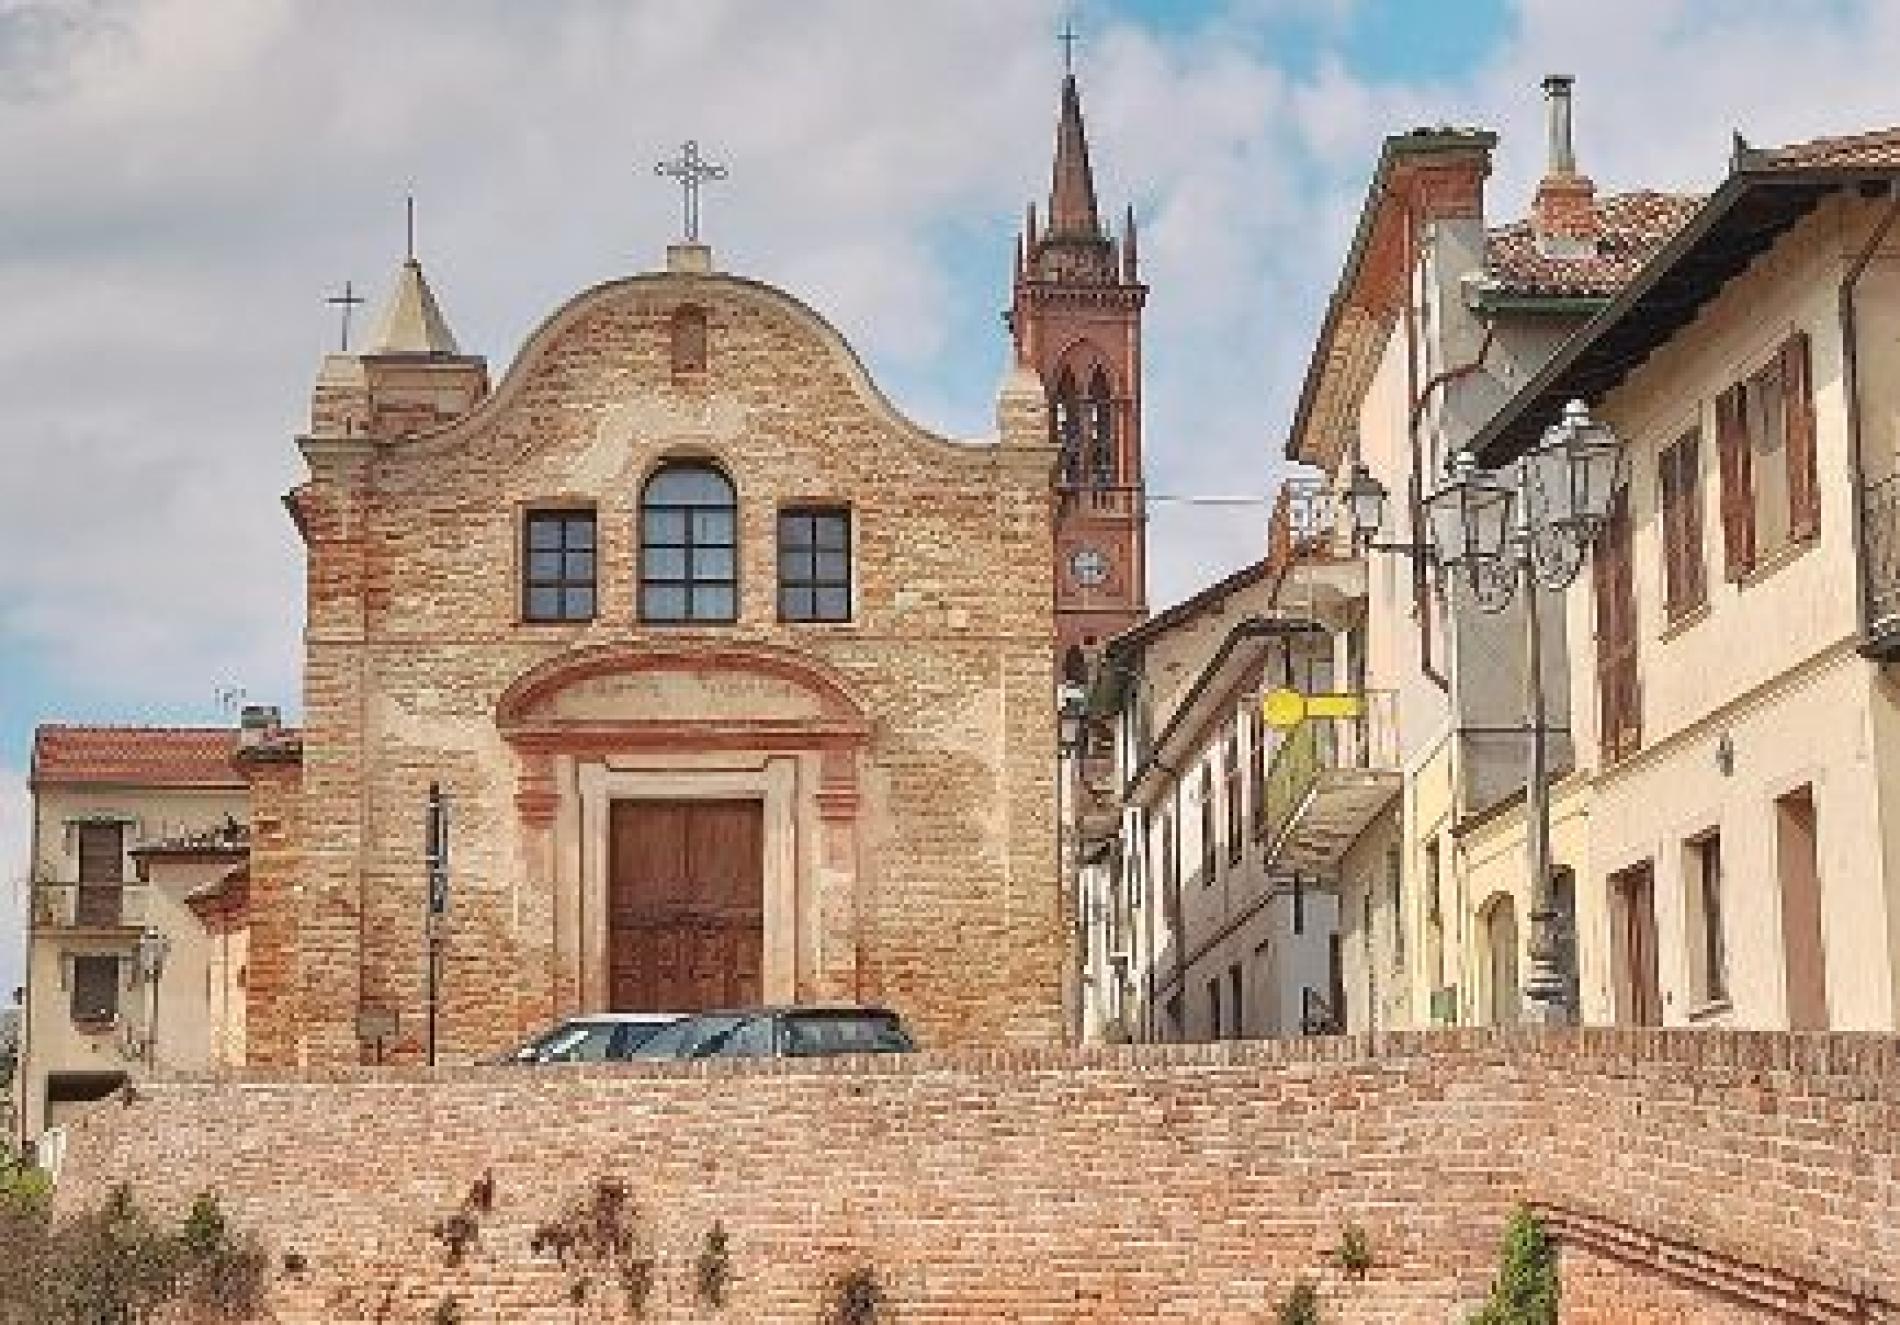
[696,1220,733,1308]
[825,1264,888,1325]
[531,1177,657,1317]
[1468,1207,1558,1325]
[1275,1279,1321,1325]
[1333,1222,1373,1280]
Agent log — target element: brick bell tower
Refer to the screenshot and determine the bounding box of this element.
[1010,69,1150,683]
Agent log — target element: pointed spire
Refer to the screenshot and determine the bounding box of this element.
[1122,203,1139,282]
[364,257,462,356]
[1048,73,1102,239]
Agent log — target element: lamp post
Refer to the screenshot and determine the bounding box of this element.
[1349,399,1623,1023]
[1056,680,1088,1044]
[133,926,170,1065]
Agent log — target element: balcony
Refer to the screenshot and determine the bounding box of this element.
[31,882,151,934]
[1862,473,1900,658]
[1261,694,1401,878]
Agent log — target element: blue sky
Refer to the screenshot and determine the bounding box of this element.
[5,0,1900,997]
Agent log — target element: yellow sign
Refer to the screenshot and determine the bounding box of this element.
[1260,687,1365,729]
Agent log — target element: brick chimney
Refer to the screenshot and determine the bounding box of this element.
[1532,75,1598,257]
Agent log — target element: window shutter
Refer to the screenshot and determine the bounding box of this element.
[1783,331,1819,541]
[1682,434,1706,609]
[1715,384,1755,579]
[1659,445,1683,615]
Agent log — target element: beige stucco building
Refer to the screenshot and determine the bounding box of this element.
[1465,129,1900,1030]
[1284,76,1900,1032]
[13,726,249,1143]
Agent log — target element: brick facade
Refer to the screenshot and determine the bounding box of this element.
[256,259,1062,1065]
[53,1030,1900,1321]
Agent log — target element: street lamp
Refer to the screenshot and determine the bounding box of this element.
[133,926,170,1065]
[1055,680,1089,1043]
[1353,398,1623,1023]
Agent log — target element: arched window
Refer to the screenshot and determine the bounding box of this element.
[1052,369,1083,486]
[640,462,737,622]
[1087,368,1115,486]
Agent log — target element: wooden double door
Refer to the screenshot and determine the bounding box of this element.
[608,799,763,1013]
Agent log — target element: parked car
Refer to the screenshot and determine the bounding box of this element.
[628,1006,914,1060]
[501,1012,686,1064]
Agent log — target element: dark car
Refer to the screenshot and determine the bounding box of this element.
[628,1006,914,1060]
[500,1012,686,1064]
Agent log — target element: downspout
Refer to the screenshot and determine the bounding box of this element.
[1840,185,1900,644]
[1400,195,1453,694]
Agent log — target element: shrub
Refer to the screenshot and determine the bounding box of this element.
[696,1219,733,1308]
[1275,1279,1321,1325]
[1333,1222,1372,1280]
[827,1265,887,1325]
[1469,1207,1558,1325]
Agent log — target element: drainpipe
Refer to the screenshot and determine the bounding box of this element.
[1839,186,1900,644]
[1400,194,1453,695]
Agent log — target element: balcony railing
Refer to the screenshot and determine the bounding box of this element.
[1862,473,1900,655]
[1261,693,1401,878]
[31,883,150,932]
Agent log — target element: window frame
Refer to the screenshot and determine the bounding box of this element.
[1686,831,1729,1008]
[1657,430,1706,620]
[777,505,853,623]
[1223,725,1244,866]
[638,463,739,625]
[70,953,122,1028]
[1198,763,1218,885]
[520,507,599,624]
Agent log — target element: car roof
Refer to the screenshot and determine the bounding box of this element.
[559,1012,688,1025]
[669,1005,902,1020]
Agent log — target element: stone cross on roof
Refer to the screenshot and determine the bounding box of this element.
[654,140,728,244]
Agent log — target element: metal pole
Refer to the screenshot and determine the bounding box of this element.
[1519,468,1567,1023]
[425,782,445,1067]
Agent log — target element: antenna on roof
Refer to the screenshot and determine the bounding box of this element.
[215,685,247,719]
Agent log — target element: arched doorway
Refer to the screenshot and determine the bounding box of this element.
[1481,893,1521,1026]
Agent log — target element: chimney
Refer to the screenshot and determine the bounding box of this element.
[1532,74,1598,257]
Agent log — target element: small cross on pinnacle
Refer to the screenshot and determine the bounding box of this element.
[325,280,365,351]
[654,140,728,244]
[1058,18,1081,73]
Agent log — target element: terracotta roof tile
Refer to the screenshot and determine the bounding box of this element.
[1485,191,1704,299]
[31,725,246,788]
[1757,126,1900,169]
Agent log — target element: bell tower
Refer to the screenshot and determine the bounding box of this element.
[1009,69,1149,681]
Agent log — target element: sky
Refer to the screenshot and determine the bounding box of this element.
[6,0,1900,996]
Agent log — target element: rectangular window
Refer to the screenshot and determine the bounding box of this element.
[1717,331,1819,578]
[1658,430,1706,618]
[70,954,120,1025]
[1249,708,1268,838]
[1386,844,1405,972]
[1227,962,1244,1040]
[76,821,126,926]
[1206,977,1222,1040]
[522,510,597,622]
[1593,485,1642,762]
[778,508,852,622]
[1198,765,1217,884]
[1223,726,1243,866]
[1686,833,1728,1007]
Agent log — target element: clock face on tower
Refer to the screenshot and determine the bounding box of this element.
[1069,546,1110,588]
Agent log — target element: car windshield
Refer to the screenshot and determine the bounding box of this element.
[535,1022,618,1063]
[629,1013,747,1059]
[782,1012,912,1057]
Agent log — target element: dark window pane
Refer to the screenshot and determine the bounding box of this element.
[693,510,735,545]
[527,586,562,620]
[781,587,814,620]
[782,549,815,584]
[563,587,595,619]
[564,518,595,550]
[644,547,686,580]
[693,585,736,620]
[644,509,686,544]
[528,518,564,550]
[643,585,687,620]
[815,587,850,620]
[692,546,734,580]
[528,550,563,581]
[780,517,814,549]
[646,467,734,506]
[815,550,848,584]
[563,551,595,580]
[814,516,848,550]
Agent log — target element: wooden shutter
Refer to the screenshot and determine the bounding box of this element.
[1782,331,1819,541]
[1715,384,1755,579]
[1659,443,1684,615]
[1593,487,1641,762]
[1681,434,1706,608]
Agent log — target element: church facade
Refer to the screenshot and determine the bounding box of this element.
[237,73,1146,1065]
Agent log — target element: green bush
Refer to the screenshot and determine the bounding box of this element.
[1469,1207,1557,1325]
[1275,1279,1321,1325]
